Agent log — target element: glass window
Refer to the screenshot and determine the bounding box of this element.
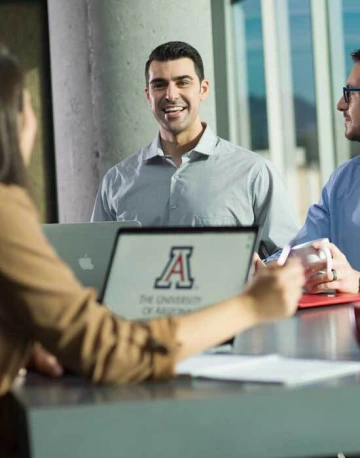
[232,0,269,151]
[288,0,319,166]
[231,0,321,221]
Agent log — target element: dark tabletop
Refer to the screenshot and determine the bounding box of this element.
[9,304,360,458]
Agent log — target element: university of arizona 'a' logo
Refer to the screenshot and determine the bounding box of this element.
[154,247,194,289]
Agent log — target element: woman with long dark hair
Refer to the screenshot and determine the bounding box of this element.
[0,47,304,394]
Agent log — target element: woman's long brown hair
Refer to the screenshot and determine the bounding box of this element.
[0,46,28,188]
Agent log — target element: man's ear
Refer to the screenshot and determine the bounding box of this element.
[144,87,151,106]
[200,79,210,101]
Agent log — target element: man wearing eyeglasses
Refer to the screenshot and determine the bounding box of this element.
[267,49,360,294]
[341,83,360,140]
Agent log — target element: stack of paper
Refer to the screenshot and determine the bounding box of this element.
[176,354,360,386]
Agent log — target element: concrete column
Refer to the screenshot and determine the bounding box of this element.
[48,0,216,222]
[47,1,96,223]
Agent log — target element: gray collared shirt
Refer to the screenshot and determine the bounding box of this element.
[91,125,300,255]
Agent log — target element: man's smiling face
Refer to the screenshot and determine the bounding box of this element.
[145,57,209,139]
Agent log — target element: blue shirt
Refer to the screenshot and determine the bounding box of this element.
[266,156,360,270]
[91,125,300,256]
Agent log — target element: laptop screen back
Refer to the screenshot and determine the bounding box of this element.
[43,221,140,291]
[101,227,259,319]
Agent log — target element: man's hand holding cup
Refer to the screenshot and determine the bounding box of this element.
[290,238,332,284]
[304,241,360,294]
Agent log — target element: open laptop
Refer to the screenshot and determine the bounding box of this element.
[99,226,260,321]
[43,221,141,291]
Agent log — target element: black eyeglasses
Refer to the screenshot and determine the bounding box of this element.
[343,86,360,103]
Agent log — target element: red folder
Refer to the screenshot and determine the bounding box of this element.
[298,293,360,309]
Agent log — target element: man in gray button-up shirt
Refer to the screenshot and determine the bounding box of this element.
[92,41,299,257]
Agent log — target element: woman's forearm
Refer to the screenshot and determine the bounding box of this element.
[175,293,257,362]
[174,259,304,363]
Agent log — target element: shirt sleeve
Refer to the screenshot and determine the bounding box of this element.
[264,171,333,263]
[286,174,332,245]
[252,161,301,256]
[0,186,179,391]
[91,172,116,221]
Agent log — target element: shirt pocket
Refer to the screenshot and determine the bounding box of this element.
[194,216,237,227]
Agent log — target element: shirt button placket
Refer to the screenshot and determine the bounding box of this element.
[169,172,180,224]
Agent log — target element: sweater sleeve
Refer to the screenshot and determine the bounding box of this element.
[0,185,179,392]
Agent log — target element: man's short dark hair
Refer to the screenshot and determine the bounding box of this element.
[351,49,360,62]
[145,41,204,86]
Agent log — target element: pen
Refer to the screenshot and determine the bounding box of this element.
[277,243,292,266]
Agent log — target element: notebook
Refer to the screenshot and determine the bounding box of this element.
[176,353,360,386]
[298,293,360,309]
[42,221,141,291]
[99,226,260,320]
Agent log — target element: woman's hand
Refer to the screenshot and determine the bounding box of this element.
[27,343,63,377]
[243,258,305,322]
[249,252,266,278]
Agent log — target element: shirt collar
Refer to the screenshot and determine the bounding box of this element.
[143,136,163,160]
[191,124,218,156]
[142,123,218,161]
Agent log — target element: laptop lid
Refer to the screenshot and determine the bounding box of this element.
[99,226,260,320]
[42,221,141,291]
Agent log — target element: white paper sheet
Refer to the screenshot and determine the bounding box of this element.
[176,354,360,386]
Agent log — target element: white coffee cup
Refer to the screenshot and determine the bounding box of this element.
[290,238,332,274]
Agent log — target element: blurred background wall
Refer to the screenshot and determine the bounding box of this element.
[0,0,56,222]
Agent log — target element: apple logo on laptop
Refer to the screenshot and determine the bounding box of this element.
[78,254,94,270]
